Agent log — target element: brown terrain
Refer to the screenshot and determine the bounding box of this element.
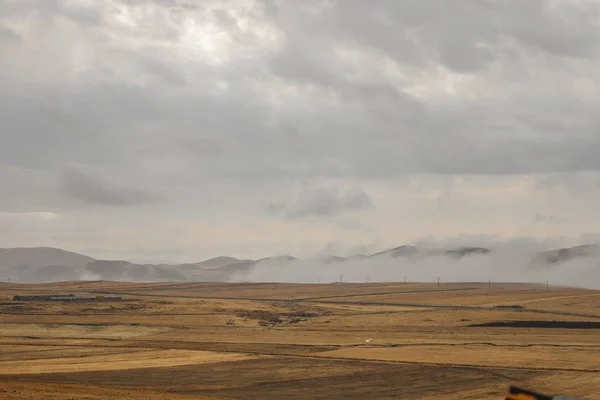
[1,281,599,399]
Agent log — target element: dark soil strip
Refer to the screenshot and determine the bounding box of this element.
[468,320,600,329]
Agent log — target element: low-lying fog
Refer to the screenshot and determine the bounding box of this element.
[231,249,600,290]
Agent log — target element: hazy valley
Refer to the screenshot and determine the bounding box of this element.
[2,244,600,288]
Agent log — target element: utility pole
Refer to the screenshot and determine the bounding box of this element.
[546,280,549,292]
[404,276,406,284]
[367,275,370,284]
[340,274,343,284]
[437,277,440,288]
[488,280,491,291]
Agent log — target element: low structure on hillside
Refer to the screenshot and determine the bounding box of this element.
[12,294,122,302]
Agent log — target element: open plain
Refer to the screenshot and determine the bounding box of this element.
[1,281,599,399]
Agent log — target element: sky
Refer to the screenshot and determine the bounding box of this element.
[1,0,600,262]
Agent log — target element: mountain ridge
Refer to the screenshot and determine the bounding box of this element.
[1,243,598,283]
[0,247,95,268]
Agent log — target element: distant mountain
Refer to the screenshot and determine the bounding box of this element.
[319,255,347,264]
[1,243,598,283]
[27,264,82,282]
[257,255,297,264]
[0,247,94,268]
[0,248,190,283]
[171,259,256,282]
[530,244,600,266]
[81,259,187,281]
[445,247,492,258]
[346,254,369,261]
[197,256,249,269]
[370,245,420,258]
[367,245,490,259]
[220,260,257,271]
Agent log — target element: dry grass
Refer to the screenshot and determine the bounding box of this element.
[316,344,600,370]
[1,281,599,399]
[0,323,172,339]
[0,349,256,375]
[0,381,223,400]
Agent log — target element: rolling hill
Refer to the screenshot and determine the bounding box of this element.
[530,244,600,266]
[0,247,94,269]
[0,243,598,283]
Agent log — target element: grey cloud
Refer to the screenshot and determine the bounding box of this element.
[413,235,564,253]
[0,167,60,213]
[532,213,570,225]
[268,186,374,220]
[0,81,157,170]
[137,56,188,86]
[342,83,426,127]
[255,1,600,175]
[58,1,105,26]
[332,1,600,64]
[506,1,600,59]
[3,0,600,262]
[436,32,494,73]
[264,0,600,84]
[0,0,58,16]
[59,168,158,206]
[0,26,20,43]
[1,0,600,194]
[534,172,600,193]
[212,8,237,27]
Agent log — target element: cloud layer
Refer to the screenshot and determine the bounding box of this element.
[60,168,158,206]
[1,0,600,261]
[268,185,373,219]
[236,250,600,290]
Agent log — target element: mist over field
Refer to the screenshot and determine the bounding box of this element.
[235,249,600,290]
[0,242,598,289]
[2,241,600,288]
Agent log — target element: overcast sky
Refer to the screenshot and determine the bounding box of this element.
[1,0,600,262]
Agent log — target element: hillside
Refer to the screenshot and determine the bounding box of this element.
[530,244,600,266]
[197,256,249,269]
[0,243,599,284]
[0,247,95,268]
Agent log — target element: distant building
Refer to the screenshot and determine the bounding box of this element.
[12,294,122,302]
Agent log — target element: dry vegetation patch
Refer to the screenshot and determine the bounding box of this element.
[1,282,600,399]
[0,323,172,339]
[315,344,600,371]
[0,381,223,400]
[234,304,332,327]
[0,349,258,375]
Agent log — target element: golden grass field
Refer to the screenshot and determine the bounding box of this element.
[1,281,600,399]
